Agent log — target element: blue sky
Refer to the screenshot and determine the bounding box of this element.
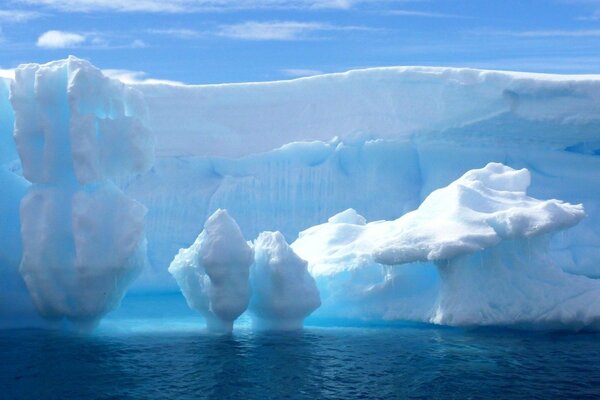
[1,0,600,84]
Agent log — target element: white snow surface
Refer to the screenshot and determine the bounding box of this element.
[134,66,600,158]
[168,209,254,333]
[250,231,320,330]
[373,163,585,265]
[291,163,584,276]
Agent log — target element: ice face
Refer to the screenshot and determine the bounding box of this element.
[168,209,254,333]
[9,57,153,330]
[250,231,320,330]
[432,236,600,329]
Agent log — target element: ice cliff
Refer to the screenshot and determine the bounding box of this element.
[2,58,600,331]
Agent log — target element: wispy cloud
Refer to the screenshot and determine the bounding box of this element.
[146,28,203,39]
[36,30,147,49]
[217,20,375,40]
[281,68,323,77]
[218,21,327,40]
[387,9,465,18]
[36,30,86,48]
[510,29,600,37]
[15,0,397,13]
[0,9,42,22]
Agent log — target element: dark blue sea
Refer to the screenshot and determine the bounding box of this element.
[2,295,600,400]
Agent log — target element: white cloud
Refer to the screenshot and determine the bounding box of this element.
[15,0,395,13]
[281,68,324,77]
[218,20,374,40]
[36,30,148,49]
[36,30,86,48]
[18,0,186,12]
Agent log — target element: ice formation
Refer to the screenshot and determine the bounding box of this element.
[2,58,600,331]
[168,209,254,333]
[123,67,600,293]
[9,57,153,330]
[293,163,600,329]
[250,231,320,330]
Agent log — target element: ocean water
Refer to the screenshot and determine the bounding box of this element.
[2,295,600,399]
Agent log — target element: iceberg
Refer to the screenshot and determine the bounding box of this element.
[121,68,600,293]
[250,231,320,330]
[9,57,153,330]
[1,57,600,331]
[293,163,599,329]
[168,209,254,333]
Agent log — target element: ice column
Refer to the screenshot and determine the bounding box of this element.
[250,231,320,330]
[12,57,154,330]
[169,209,254,333]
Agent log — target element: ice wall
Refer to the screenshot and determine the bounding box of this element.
[135,67,600,158]
[10,57,154,330]
[117,68,600,292]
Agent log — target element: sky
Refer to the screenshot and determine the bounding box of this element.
[1,0,600,84]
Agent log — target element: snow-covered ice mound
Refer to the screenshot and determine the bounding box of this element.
[169,209,254,333]
[250,231,320,330]
[373,162,585,265]
[11,57,153,330]
[293,163,600,329]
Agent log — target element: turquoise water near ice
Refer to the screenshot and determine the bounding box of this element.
[2,294,600,399]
